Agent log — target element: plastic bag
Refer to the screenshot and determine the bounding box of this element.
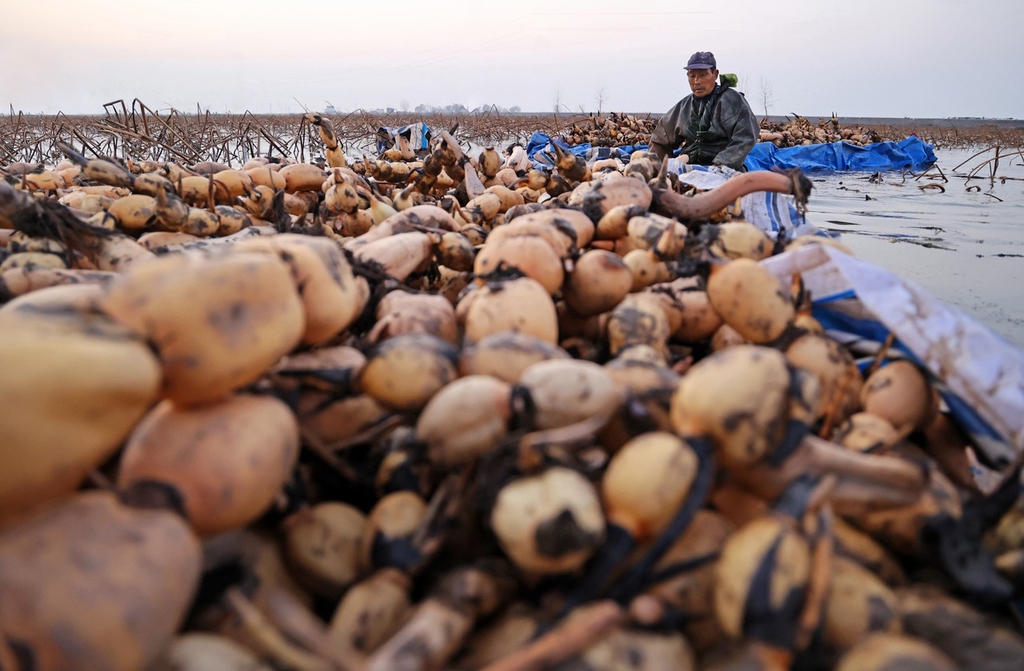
[761,243,1024,483]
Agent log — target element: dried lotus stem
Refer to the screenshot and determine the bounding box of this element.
[818,365,862,439]
[223,587,336,671]
[86,468,115,490]
[866,332,897,377]
[0,180,112,257]
[299,427,362,482]
[407,470,470,563]
[479,600,628,671]
[516,410,615,470]
[652,169,812,221]
[364,562,515,671]
[804,474,838,514]
[803,434,927,491]
[728,435,928,515]
[262,587,364,671]
[795,504,835,650]
[324,414,403,453]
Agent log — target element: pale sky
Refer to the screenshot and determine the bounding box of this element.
[2,0,1021,119]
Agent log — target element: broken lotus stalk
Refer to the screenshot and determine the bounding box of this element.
[652,168,812,221]
[728,434,929,517]
[363,561,516,671]
[479,600,629,671]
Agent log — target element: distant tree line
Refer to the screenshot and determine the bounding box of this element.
[363,103,523,115]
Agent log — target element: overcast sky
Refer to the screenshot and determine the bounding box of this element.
[2,0,1021,119]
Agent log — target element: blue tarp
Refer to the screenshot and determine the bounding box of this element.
[525,131,936,174]
[743,135,937,173]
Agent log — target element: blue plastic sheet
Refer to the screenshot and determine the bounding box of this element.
[526,131,935,174]
[763,244,1023,470]
[744,136,937,173]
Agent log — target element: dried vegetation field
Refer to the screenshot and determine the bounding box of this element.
[3,101,1022,168]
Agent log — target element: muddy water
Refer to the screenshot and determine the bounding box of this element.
[802,146,1024,349]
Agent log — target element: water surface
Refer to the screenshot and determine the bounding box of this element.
[802,146,1024,348]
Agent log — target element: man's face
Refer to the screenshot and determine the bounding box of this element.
[687,68,718,97]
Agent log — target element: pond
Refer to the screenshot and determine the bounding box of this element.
[801,145,1024,349]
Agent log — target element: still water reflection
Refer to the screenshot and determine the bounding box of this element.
[800,146,1024,349]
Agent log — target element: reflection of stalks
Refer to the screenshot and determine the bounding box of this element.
[480,601,628,671]
[915,162,948,183]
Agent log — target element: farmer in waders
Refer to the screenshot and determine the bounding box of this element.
[648,51,760,171]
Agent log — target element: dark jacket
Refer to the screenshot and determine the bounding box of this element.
[649,85,759,171]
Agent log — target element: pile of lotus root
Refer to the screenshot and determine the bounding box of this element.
[559,113,660,148]
[550,112,885,150]
[757,114,885,148]
[1,114,1022,671]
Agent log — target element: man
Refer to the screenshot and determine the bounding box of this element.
[648,51,759,171]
